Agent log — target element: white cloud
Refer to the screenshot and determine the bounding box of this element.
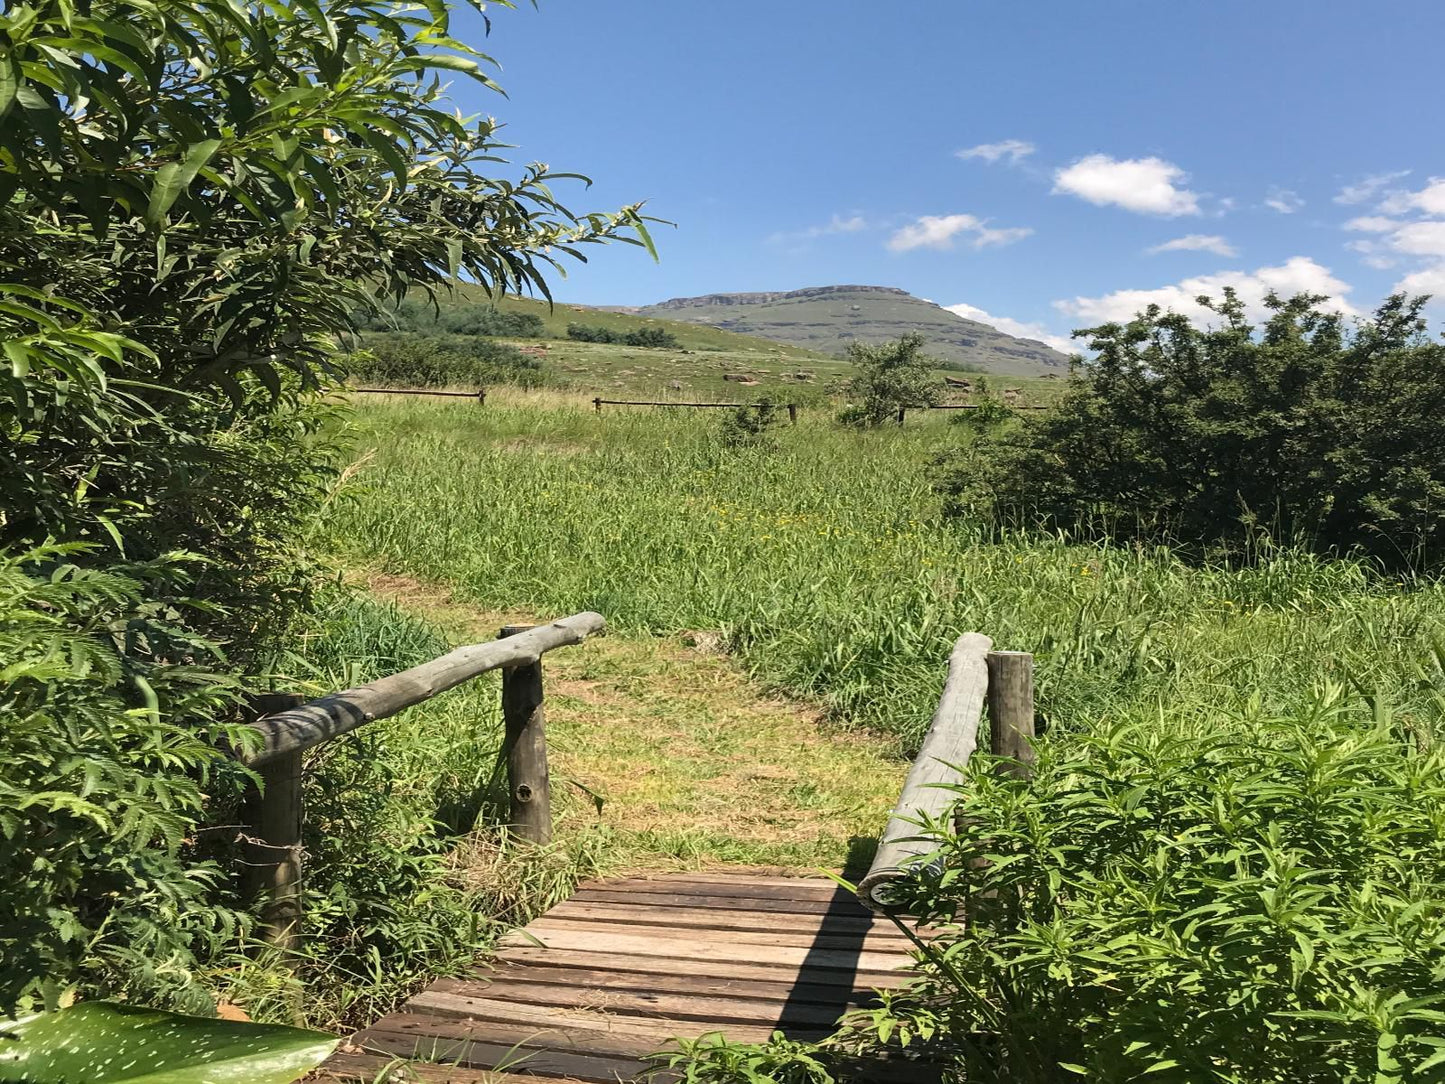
[1054,257,1357,325]
[1146,234,1237,257]
[1334,170,1412,205]
[1395,263,1445,297]
[886,214,1033,253]
[1378,177,1445,217]
[1343,216,1402,233]
[1388,220,1445,257]
[1344,239,1398,271]
[1052,154,1200,216]
[956,139,1035,165]
[945,302,1076,354]
[1264,188,1304,214]
[767,213,869,245]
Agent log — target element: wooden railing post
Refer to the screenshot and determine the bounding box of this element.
[986,651,1035,777]
[593,396,602,414]
[896,406,906,426]
[787,403,798,425]
[244,692,305,954]
[499,625,552,845]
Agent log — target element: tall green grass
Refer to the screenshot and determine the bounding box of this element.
[334,399,1445,749]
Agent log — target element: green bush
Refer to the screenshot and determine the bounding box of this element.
[566,322,618,343]
[939,292,1445,569]
[623,325,679,348]
[864,690,1445,1083]
[0,547,252,1015]
[357,300,546,338]
[839,333,942,427]
[344,335,544,389]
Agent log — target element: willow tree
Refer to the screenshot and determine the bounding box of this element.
[0,0,651,1011]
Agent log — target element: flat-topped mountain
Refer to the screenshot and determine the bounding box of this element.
[636,285,1072,376]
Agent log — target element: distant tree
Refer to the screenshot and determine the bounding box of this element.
[567,322,621,343]
[938,290,1445,568]
[839,333,943,426]
[623,326,679,348]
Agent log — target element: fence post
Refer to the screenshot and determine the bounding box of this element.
[476,388,486,406]
[896,406,906,426]
[243,692,306,954]
[498,625,552,845]
[986,651,1035,777]
[593,397,602,414]
[787,403,798,425]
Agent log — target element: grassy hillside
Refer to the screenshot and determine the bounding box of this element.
[638,284,1073,376]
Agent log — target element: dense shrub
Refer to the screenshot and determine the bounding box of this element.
[566,322,620,343]
[0,0,647,1014]
[862,692,1445,1083]
[344,335,544,389]
[838,333,943,427]
[0,548,252,1014]
[939,292,1445,568]
[566,322,678,347]
[358,300,546,338]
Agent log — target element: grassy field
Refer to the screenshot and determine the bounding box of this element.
[335,393,1445,752]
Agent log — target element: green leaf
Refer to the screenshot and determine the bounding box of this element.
[0,1002,337,1083]
[145,138,222,228]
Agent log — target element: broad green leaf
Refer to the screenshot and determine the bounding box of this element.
[0,1002,337,1083]
[145,138,222,228]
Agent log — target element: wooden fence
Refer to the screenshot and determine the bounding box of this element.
[238,614,1029,944]
[351,387,486,402]
[237,614,605,951]
[857,637,1034,911]
[593,397,799,424]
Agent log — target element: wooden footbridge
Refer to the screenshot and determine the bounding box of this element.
[239,617,1033,1082]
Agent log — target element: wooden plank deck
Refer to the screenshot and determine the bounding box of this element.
[315,872,921,1083]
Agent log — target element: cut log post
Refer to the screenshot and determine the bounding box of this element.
[593,397,603,414]
[895,406,906,426]
[857,633,992,911]
[499,624,552,845]
[787,403,798,425]
[243,692,305,954]
[476,389,486,406]
[986,651,1035,778]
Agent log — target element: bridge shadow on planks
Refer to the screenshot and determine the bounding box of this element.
[314,871,929,1083]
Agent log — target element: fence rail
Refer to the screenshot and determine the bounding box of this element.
[351,387,485,401]
[857,637,1035,912]
[238,612,605,951]
[593,397,799,423]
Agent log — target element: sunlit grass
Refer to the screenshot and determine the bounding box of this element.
[334,398,1445,748]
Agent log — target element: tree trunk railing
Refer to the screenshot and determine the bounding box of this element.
[237,612,605,952]
[857,636,1035,912]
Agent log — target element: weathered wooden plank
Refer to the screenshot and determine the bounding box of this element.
[242,613,605,767]
[546,899,906,939]
[351,1027,655,1084]
[498,926,911,973]
[521,915,908,953]
[570,886,875,915]
[314,1050,591,1082]
[482,946,914,987]
[437,965,886,1007]
[427,975,868,1028]
[858,632,991,911]
[393,996,822,1046]
[584,875,852,901]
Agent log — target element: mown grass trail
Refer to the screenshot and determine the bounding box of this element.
[360,571,905,875]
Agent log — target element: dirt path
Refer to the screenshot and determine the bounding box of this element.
[363,571,906,877]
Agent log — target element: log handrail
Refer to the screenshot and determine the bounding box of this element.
[857,635,1035,912]
[238,611,605,952]
[242,612,605,767]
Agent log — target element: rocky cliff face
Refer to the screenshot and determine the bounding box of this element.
[638,285,1070,376]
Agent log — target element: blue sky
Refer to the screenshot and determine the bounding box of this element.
[448,1,1445,350]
